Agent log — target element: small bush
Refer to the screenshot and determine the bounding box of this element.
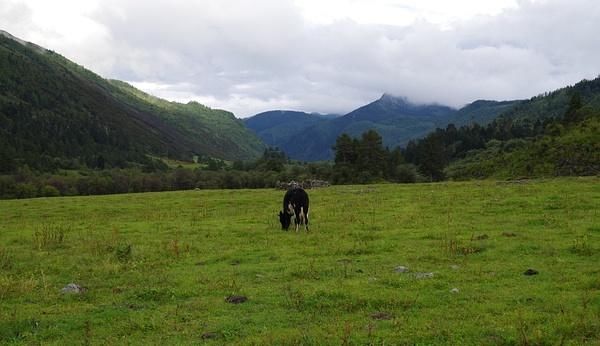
[15,183,37,199]
[393,164,419,183]
[41,185,60,197]
[0,247,14,270]
[115,243,132,263]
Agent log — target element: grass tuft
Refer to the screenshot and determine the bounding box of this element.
[32,223,69,250]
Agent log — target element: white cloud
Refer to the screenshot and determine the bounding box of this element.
[294,0,520,27]
[1,0,599,117]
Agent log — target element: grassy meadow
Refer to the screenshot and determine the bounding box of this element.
[0,178,599,344]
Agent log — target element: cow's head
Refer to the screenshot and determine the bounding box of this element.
[279,210,292,230]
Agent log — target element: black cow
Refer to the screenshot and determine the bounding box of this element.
[279,188,309,231]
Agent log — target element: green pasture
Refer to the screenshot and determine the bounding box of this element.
[0,178,599,344]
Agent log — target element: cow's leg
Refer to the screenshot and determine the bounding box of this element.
[294,207,298,232]
[295,207,302,232]
[305,210,309,231]
[299,207,305,225]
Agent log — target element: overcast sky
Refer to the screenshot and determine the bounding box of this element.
[2,0,599,117]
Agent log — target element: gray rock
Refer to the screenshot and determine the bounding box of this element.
[394,266,409,273]
[61,283,85,294]
[414,272,434,279]
[450,288,459,293]
[201,332,219,339]
[225,295,247,304]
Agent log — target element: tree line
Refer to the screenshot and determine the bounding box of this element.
[0,148,334,199]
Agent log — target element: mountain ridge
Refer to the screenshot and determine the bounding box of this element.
[245,94,520,161]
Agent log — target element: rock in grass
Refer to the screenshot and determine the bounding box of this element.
[414,272,434,279]
[523,269,538,276]
[201,332,219,339]
[394,266,409,273]
[225,295,247,304]
[370,311,393,320]
[450,288,459,293]
[61,283,85,294]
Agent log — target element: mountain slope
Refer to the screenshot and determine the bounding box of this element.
[242,95,459,161]
[0,31,263,172]
[281,95,457,161]
[243,110,332,149]
[446,110,600,179]
[245,94,520,162]
[495,77,600,122]
[451,100,521,126]
[108,80,264,161]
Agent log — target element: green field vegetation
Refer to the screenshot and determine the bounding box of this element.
[0,178,599,344]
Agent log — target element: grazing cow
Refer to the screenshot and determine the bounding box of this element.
[279,188,309,231]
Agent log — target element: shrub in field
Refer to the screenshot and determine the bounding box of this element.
[115,243,132,263]
[0,247,14,270]
[571,234,593,256]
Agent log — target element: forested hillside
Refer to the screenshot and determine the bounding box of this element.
[0,31,263,174]
[403,77,600,180]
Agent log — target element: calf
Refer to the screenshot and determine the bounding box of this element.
[279,188,309,231]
